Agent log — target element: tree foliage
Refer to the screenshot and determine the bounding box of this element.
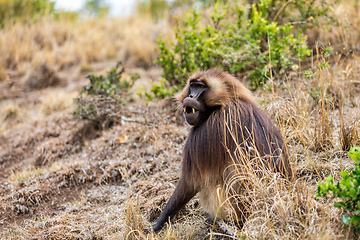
[156,1,311,89]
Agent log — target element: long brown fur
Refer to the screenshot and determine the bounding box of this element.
[153,68,292,232]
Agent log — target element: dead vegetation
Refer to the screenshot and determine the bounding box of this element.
[0,1,360,239]
[0,16,166,74]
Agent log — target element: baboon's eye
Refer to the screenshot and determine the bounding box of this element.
[190,81,206,90]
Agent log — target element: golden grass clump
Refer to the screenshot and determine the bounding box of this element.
[0,101,28,132]
[40,90,77,115]
[11,167,48,186]
[124,195,151,240]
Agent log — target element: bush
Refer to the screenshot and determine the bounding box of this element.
[73,62,139,128]
[317,146,360,233]
[137,79,178,100]
[156,1,311,89]
[82,63,137,99]
[0,0,56,27]
[249,0,339,28]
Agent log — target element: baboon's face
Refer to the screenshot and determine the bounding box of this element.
[182,79,208,126]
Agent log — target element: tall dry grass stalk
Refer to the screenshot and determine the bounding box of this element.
[124,195,150,240]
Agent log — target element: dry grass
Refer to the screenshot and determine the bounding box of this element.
[11,167,48,186]
[241,50,360,239]
[0,61,8,82]
[215,135,345,239]
[40,89,77,115]
[305,0,360,52]
[0,101,28,132]
[0,14,170,77]
[0,89,78,134]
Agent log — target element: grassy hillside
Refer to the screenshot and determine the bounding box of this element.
[0,0,360,239]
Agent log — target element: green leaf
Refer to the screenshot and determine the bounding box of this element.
[334,202,346,209]
[349,147,360,162]
[317,147,360,233]
[343,215,351,225]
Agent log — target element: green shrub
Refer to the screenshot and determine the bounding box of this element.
[155,1,311,89]
[137,79,179,100]
[82,63,137,98]
[317,146,360,233]
[73,62,139,128]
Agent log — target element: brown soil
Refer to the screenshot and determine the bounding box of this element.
[0,63,207,239]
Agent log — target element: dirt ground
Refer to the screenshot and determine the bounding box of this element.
[0,62,209,239]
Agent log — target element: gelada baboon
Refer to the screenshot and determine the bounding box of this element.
[153,68,292,232]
